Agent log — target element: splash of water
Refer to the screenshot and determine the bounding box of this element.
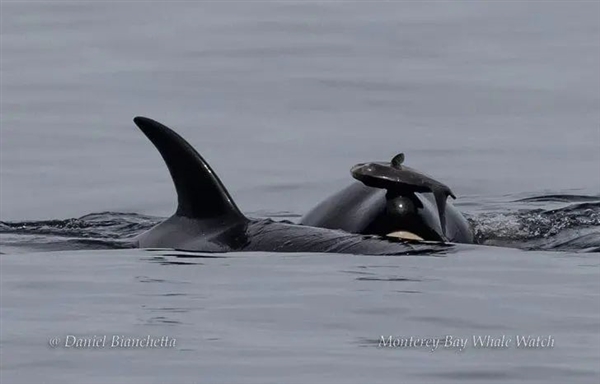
[468,195,600,252]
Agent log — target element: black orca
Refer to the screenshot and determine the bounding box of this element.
[301,154,474,244]
[131,117,449,255]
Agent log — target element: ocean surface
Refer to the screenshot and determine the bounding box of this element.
[1,1,599,383]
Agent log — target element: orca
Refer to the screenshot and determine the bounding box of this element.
[131,117,449,255]
[301,154,474,244]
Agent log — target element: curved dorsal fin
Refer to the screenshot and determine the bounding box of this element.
[133,116,245,221]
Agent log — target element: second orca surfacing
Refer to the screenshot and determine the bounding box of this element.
[302,153,474,244]
[131,116,450,255]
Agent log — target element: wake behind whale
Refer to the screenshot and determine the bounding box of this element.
[2,200,598,254]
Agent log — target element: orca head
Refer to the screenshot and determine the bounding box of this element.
[358,190,445,242]
[351,153,456,241]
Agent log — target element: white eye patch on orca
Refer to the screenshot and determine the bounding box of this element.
[386,231,424,241]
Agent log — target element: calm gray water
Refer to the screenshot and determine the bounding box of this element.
[1,1,599,383]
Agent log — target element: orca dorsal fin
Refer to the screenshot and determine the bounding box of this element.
[133,116,245,221]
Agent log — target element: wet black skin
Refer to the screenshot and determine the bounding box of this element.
[131,117,450,255]
[351,153,457,236]
[301,175,474,244]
